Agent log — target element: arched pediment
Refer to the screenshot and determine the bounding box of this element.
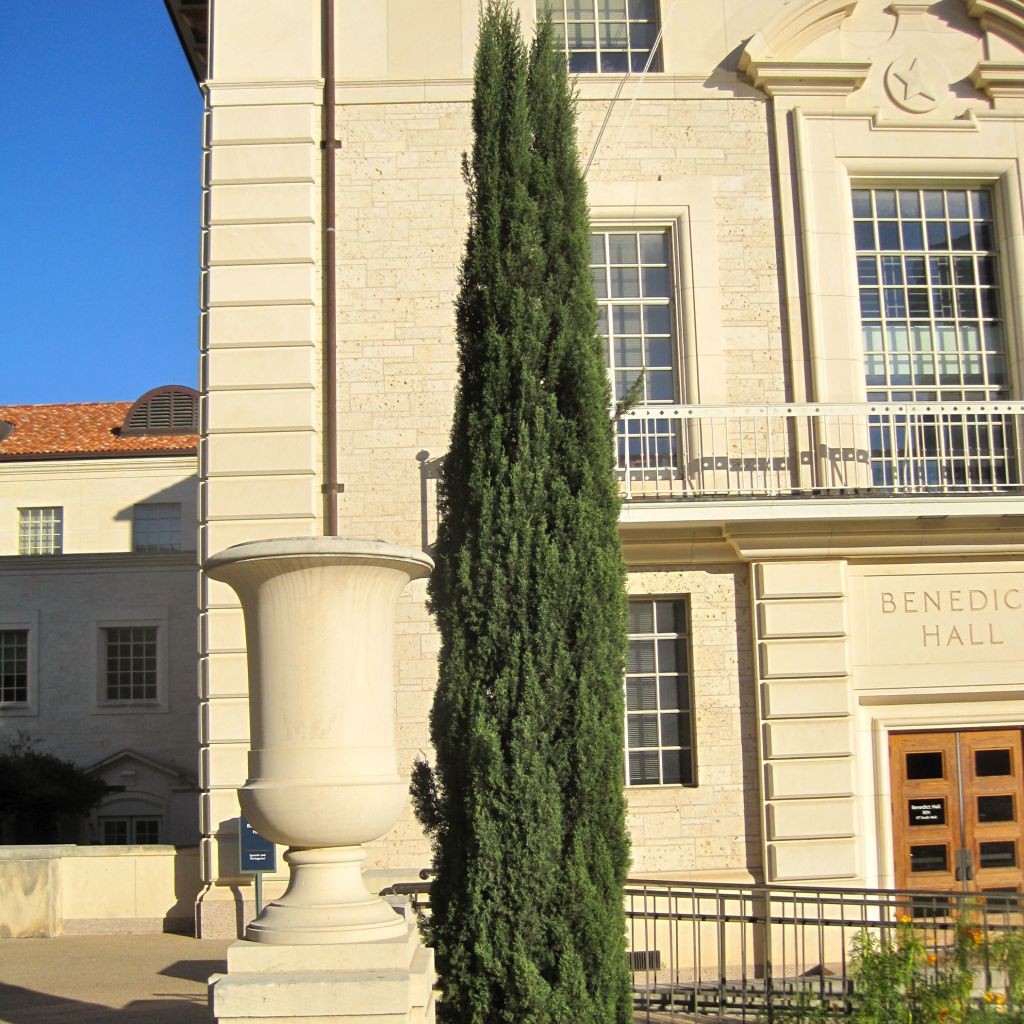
[739,0,870,96]
[739,0,1024,110]
[747,0,859,60]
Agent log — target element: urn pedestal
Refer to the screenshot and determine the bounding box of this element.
[204,538,435,1024]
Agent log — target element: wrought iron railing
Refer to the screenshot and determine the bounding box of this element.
[381,875,1024,1022]
[626,878,1024,1022]
[616,401,1024,501]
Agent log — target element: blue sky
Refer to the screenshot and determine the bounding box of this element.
[1,4,202,405]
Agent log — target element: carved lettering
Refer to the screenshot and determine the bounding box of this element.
[881,593,896,614]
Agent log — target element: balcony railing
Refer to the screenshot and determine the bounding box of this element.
[616,401,1024,501]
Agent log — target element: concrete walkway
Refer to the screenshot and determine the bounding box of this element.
[0,934,231,1023]
[0,934,671,1022]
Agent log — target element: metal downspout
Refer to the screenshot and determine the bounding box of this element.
[322,0,340,535]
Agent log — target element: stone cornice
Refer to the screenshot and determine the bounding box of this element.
[739,58,872,97]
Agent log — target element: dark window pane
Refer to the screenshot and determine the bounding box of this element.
[626,677,657,711]
[852,190,872,217]
[569,51,597,73]
[658,675,681,710]
[878,221,901,250]
[953,256,976,285]
[629,750,660,785]
[950,222,972,250]
[628,601,654,633]
[971,190,992,218]
[628,714,659,748]
[905,256,927,284]
[899,190,921,217]
[980,841,1017,869]
[876,190,897,217]
[600,51,629,72]
[860,289,881,317]
[661,749,682,784]
[927,221,949,250]
[855,221,875,250]
[924,190,945,217]
[976,749,1012,777]
[978,795,1015,823]
[901,221,924,250]
[857,255,878,284]
[653,600,679,632]
[660,712,680,746]
[646,370,674,402]
[628,638,655,673]
[910,844,949,872]
[974,221,993,251]
[907,751,944,779]
[947,191,968,218]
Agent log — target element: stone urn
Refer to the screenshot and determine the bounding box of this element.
[205,538,433,945]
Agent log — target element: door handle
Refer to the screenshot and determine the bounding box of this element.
[955,848,974,882]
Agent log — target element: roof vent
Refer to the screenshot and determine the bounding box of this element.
[121,386,199,436]
[0,421,13,442]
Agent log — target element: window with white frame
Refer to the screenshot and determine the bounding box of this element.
[100,817,162,845]
[590,228,678,472]
[103,626,158,702]
[18,507,63,555]
[0,630,28,705]
[625,598,694,786]
[132,503,182,552]
[540,0,662,73]
[853,186,1011,488]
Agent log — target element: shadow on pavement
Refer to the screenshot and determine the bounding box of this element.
[158,960,228,985]
[0,981,214,1023]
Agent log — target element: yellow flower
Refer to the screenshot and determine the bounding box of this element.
[985,991,996,1003]
[974,895,987,906]
[996,994,1007,1006]
[926,952,938,965]
[971,928,984,946]
[898,913,912,924]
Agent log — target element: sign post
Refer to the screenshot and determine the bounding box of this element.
[239,818,277,915]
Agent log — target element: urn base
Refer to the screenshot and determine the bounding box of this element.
[246,846,408,945]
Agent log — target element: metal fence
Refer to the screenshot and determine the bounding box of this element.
[627,878,1024,1022]
[381,875,1024,1022]
[616,401,1024,501]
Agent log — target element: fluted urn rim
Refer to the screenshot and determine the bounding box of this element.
[205,536,434,578]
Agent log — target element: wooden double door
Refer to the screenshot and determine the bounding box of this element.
[890,729,1024,894]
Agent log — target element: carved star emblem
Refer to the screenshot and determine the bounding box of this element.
[894,58,936,103]
[885,54,946,113]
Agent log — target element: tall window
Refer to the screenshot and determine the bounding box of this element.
[853,187,1011,488]
[0,630,28,705]
[133,503,182,552]
[625,598,694,786]
[103,627,158,702]
[591,228,678,473]
[18,507,63,555]
[540,0,662,73]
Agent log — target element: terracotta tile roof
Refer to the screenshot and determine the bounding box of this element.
[0,401,198,459]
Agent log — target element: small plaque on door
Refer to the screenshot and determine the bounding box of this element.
[908,798,946,826]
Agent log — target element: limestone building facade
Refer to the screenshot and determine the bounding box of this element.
[164,0,1024,936]
[0,388,201,846]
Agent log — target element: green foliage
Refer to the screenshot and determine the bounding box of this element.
[0,732,107,843]
[848,909,1022,1024]
[411,4,631,1022]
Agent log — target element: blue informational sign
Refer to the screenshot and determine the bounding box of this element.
[239,818,277,874]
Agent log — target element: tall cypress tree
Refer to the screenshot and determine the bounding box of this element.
[412,6,632,1022]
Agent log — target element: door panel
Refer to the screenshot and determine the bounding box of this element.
[890,732,962,892]
[960,730,1024,893]
[890,729,1024,895]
